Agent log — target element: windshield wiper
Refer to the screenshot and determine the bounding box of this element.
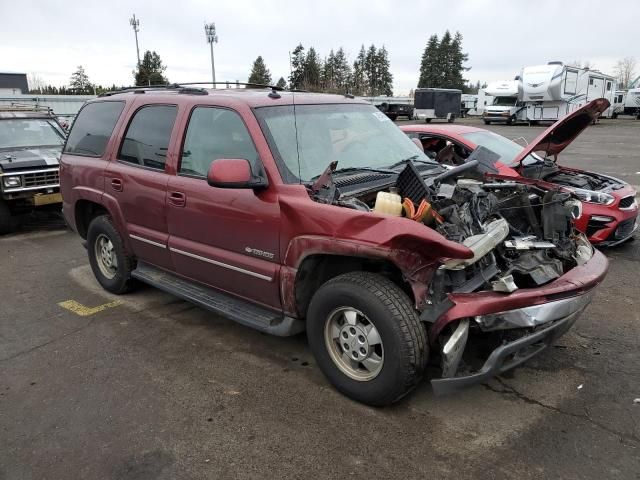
[388,155,439,169]
[309,166,395,181]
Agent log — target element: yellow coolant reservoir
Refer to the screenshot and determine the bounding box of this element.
[374,190,403,216]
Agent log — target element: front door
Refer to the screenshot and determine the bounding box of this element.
[104,103,179,270]
[166,106,281,309]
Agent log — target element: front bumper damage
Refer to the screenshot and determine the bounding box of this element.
[429,249,608,394]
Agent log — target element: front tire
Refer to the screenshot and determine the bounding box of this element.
[307,272,429,406]
[87,215,136,294]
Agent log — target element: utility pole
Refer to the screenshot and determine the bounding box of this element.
[204,22,218,88]
[129,14,141,67]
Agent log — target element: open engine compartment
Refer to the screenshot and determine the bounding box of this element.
[310,155,592,299]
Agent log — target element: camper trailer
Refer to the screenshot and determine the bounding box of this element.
[518,62,616,122]
[621,76,640,119]
[612,90,626,118]
[413,88,461,123]
[481,80,525,125]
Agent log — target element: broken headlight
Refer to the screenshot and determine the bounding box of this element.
[572,188,614,206]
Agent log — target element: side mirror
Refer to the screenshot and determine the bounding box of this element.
[411,137,425,152]
[207,158,268,189]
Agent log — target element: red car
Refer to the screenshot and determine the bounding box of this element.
[401,99,638,246]
[61,86,607,405]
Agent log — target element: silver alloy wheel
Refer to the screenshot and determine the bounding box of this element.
[324,307,384,381]
[94,233,118,279]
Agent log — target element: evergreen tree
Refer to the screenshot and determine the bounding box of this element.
[289,44,306,90]
[334,47,352,92]
[303,47,322,91]
[449,32,469,90]
[418,35,440,88]
[377,46,393,96]
[135,51,168,86]
[322,49,336,91]
[247,56,272,85]
[276,77,287,89]
[364,44,379,95]
[352,45,368,96]
[437,31,452,87]
[69,66,93,94]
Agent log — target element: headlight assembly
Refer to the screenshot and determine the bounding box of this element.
[572,188,615,205]
[2,176,22,188]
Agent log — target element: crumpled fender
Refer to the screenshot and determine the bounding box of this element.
[278,191,473,309]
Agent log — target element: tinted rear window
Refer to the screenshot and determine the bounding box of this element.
[64,101,125,157]
[118,105,177,170]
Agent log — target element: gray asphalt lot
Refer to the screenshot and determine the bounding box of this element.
[1,117,639,480]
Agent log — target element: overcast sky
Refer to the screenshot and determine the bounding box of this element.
[1,0,638,95]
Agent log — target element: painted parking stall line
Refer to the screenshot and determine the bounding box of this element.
[58,299,122,317]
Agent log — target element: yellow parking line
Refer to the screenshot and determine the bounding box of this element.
[58,300,122,317]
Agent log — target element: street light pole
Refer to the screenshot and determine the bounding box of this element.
[204,22,218,88]
[129,14,141,67]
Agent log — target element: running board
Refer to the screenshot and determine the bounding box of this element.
[131,262,305,336]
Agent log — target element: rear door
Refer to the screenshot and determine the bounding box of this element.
[587,76,605,102]
[166,105,281,309]
[104,102,179,270]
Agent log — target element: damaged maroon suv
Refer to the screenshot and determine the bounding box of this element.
[60,85,608,406]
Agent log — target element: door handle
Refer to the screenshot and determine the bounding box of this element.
[111,178,123,192]
[168,191,186,207]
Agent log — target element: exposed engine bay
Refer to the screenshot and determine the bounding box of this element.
[309,147,592,298]
[521,160,625,191]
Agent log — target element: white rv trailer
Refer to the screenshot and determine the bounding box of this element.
[621,76,640,119]
[518,62,617,122]
[612,90,626,118]
[475,89,494,115]
[481,80,525,125]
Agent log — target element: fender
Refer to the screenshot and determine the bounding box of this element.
[92,190,131,252]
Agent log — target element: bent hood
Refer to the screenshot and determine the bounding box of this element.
[511,98,610,166]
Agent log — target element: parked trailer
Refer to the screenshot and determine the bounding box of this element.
[518,62,616,122]
[612,90,626,118]
[481,80,526,125]
[475,89,495,115]
[359,96,414,121]
[621,76,640,119]
[460,94,478,117]
[413,88,461,123]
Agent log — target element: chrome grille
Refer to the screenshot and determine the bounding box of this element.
[23,170,59,188]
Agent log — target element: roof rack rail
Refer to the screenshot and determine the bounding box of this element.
[98,81,287,97]
[0,103,55,114]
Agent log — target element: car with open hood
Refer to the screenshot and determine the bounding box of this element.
[401,99,638,246]
[61,85,608,405]
[0,106,66,233]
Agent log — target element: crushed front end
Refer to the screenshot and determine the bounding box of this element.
[313,149,609,392]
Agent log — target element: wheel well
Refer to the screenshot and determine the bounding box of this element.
[294,255,413,318]
[74,200,108,239]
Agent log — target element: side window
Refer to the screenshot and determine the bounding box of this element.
[64,101,125,157]
[606,81,612,91]
[180,107,259,177]
[118,105,177,170]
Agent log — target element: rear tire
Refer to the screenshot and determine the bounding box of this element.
[87,215,136,294]
[0,200,16,234]
[425,118,432,123]
[448,115,456,123]
[483,120,491,125]
[306,272,429,406]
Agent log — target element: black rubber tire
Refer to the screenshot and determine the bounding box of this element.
[306,272,429,406]
[387,114,398,121]
[483,120,491,125]
[87,215,136,294]
[425,118,432,123]
[447,115,456,123]
[0,200,16,234]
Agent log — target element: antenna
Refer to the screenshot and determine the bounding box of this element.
[288,50,302,182]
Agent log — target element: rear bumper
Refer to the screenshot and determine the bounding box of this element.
[428,249,608,393]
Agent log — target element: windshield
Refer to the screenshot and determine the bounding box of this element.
[462,131,542,167]
[0,119,65,149]
[492,96,516,106]
[254,104,436,182]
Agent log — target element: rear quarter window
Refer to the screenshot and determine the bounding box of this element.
[64,101,125,157]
